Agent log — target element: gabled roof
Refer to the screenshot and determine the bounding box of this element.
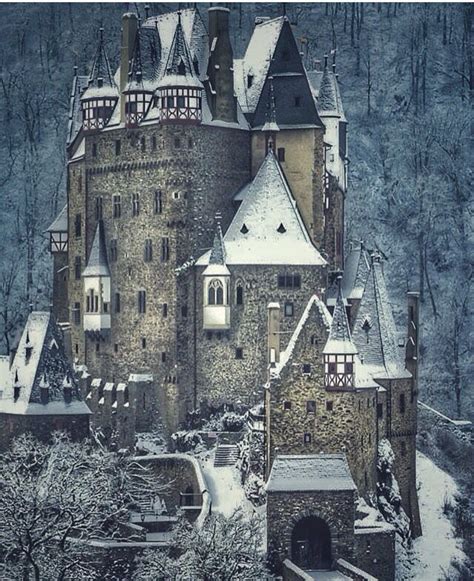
[46,204,68,233]
[323,279,358,355]
[197,153,326,266]
[0,312,90,416]
[352,255,410,379]
[83,221,110,277]
[267,454,357,492]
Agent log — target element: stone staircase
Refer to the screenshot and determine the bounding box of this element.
[214,444,239,467]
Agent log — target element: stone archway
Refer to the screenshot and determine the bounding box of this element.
[291,515,332,570]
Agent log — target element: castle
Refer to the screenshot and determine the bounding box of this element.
[42,6,421,578]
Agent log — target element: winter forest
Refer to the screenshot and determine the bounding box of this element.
[0,2,472,580]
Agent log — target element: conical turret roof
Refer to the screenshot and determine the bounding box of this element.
[157,12,203,89]
[317,56,338,114]
[323,278,358,354]
[82,221,110,277]
[82,28,118,99]
[126,26,160,92]
[203,223,230,276]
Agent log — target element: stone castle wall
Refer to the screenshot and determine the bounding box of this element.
[354,528,395,581]
[195,264,326,409]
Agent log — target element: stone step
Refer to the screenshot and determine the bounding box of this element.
[214,444,239,467]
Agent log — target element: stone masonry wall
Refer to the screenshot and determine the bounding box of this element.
[354,528,395,581]
[195,264,326,409]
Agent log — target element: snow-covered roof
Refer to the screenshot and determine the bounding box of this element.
[267,454,357,492]
[81,28,118,102]
[327,243,371,307]
[197,152,326,266]
[352,256,411,380]
[272,294,331,378]
[82,221,110,277]
[234,17,285,114]
[0,312,90,416]
[307,66,346,121]
[323,279,358,355]
[46,204,68,233]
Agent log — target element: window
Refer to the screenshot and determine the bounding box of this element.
[132,193,140,216]
[114,292,121,313]
[92,143,97,158]
[247,74,254,88]
[303,363,311,375]
[138,290,146,314]
[377,403,383,419]
[278,147,285,162]
[303,433,312,444]
[73,302,81,325]
[141,136,146,152]
[154,190,163,214]
[399,393,406,414]
[152,135,157,150]
[294,96,301,107]
[235,347,243,360]
[277,223,287,234]
[240,223,249,234]
[177,95,185,108]
[188,137,193,149]
[181,305,188,318]
[115,139,121,156]
[75,214,81,237]
[144,239,153,262]
[95,196,103,220]
[162,303,168,317]
[96,342,100,352]
[74,256,81,280]
[326,401,333,412]
[284,302,294,317]
[174,137,181,148]
[236,285,244,305]
[306,400,316,413]
[161,237,170,261]
[113,195,121,218]
[311,335,318,346]
[401,441,407,456]
[345,361,354,374]
[75,343,79,354]
[161,351,166,363]
[110,239,118,262]
[283,401,292,411]
[277,274,301,289]
[208,279,224,305]
[78,174,82,193]
[141,337,147,349]
[114,343,119,353]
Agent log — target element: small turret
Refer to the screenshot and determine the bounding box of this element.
[202,223,230,330]
[82,221,111,333]
[323,276,357,389]
[39,374,50,405]
[81,28,119,131]
[63,373,73,404]
[156,12,203,124]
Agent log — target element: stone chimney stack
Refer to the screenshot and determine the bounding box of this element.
[207,6,237,122]
[120,13,138,122]
[267,302,281,369]
[405,292,420,384]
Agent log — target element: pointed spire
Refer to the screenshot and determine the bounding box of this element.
[262,76,280,133]
[209,222,226,265]
[82,221,110,277]
[88,27,116,90]
[318,53,337,113]
[323,276,358,355]
[165,11,194,77]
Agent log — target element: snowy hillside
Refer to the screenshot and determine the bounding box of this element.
[0,3,471,419]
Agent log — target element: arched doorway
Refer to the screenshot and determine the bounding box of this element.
[291,516,332,570]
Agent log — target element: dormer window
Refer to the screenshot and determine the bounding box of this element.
[277,223,287,234]
[240,224,249,234]
[247,74,254,88]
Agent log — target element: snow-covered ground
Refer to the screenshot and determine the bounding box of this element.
[398,451,467,580]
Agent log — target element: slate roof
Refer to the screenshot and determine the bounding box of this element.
[81,28,118,101]
[352,255,410,380]
[82,221,110,277]
[307,67,346,121]
[318,60,338,113]
[196,152,326,266]
[267,454,357,492]
[261,76,280,133]
[67,74,88,146]
[326,242,370,306]
[126,26,160,91]
[323,279,358,355]
[46,204,68,233]
[0,312,90,416]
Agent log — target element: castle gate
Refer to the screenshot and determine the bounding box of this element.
[291,515,331,570]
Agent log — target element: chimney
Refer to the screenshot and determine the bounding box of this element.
[120,13,138,122]
[405,292,420,383]
[207,7,236,122]
[267,302,281,369]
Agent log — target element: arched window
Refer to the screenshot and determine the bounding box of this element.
[208,279,224,305]
[236,284,244,305]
